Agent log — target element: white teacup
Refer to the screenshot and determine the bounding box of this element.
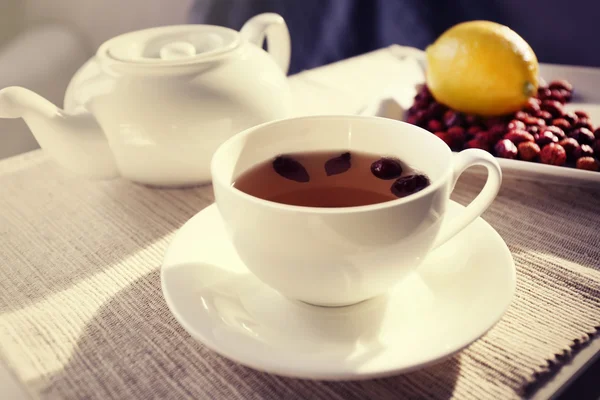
[211,116,502,306]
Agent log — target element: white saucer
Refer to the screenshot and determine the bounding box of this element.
[161,201,516,380]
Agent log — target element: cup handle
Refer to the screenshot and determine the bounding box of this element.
[432,149,502,249]
[240,13,291,75]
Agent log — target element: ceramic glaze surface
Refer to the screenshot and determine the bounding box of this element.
[211,116,502,306]
[0,14,292,186]
[161,202,516,379]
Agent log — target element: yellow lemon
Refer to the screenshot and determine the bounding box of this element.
[426,21,538,116]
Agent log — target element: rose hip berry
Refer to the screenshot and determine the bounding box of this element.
[443,110,464,128]
[371,157,403,180]
[434,132,454,148]
[540,143,567,166]
[504,129,535,144]
[563,112,578,125]
[536,131,559,147]
[536,110,554,122]
[537,87,552,100]
[558,138,580,161]
[524,98,541,113]
[573,144,595,160]
[324,152,352,176]
[544,126,566,140]
[391,174,430,198]
[518,141,541,161]
[592,140,600,157]
[569,127,595,145]
[552,118,571,131]
[495,139,518,159]
[467,126,482,136]
[573,118,593,131]
[576,157,600,171]
[523,116,546,127]
[507,119,526,131]
[464,138,490,152]
[427,119,443,132]
[273,156,310,182]
[549,80,573,92]
[541,100,564,117]
[514,111,530,121]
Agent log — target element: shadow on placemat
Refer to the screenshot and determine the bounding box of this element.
[33,269,461,400]
[0,173,212,312]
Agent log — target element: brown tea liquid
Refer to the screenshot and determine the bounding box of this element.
[233,151,425,208]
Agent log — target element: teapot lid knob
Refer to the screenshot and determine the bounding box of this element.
[159,41,197,60]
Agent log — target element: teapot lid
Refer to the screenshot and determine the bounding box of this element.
[97,25,241,66]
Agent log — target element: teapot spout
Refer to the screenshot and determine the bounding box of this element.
[0,86,119,179]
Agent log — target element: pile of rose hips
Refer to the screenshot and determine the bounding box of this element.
[405,80,600,171]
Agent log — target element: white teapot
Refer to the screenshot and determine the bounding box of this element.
[0,14,292,187]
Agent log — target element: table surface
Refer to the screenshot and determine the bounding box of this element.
[1,45,598,400]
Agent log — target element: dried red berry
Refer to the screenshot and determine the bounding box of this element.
[549,80,573,92]
[558,138,580,161]
[549,90,568,104]
[573,144,595,160]
[540,143,567,166]
[443,110,464,127]
[488,124,507,141]
[514,111,531,121]
[427,119,443,132]
[543,126,566,140]
[594,128,600,140]
[504,130,535,144]
[552,118,571,131]
[447,126,466,144]
[574,110,590,119]
[324,152,352,176]
[523,98,541,114]
[592,140,600,158]
[523,116,546,127]
[371,157,403,180]
[391,174,430,198]
[576,157,599,171]
[273,156,310,182]
[556,89,572,103]
[569,127,595,145]
[563,112,578,125]
[465,114,481,126]
[537,87,552,100]
[427,102,447,119]
[536,131,559,147]
[434,132,454,148]
[541,100,564,117]
[494,139,518,159]
[518,141,541,161]
[464,138,490,152]
[573,118,593,131]
[536,110,554,122]
[507,119,526,131]
[467,126,482,136]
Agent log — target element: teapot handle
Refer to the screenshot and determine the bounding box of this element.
[240,13,291,75]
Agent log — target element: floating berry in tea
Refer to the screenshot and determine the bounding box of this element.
[370,157,403,180]
[391,174,430,198]
[324,152,352,176]
[272,156,310,182]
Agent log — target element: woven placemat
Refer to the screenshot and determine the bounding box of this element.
[1,151,599,400]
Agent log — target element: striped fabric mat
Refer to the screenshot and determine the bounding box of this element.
[0,151,598,399]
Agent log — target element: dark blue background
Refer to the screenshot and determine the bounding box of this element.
[190,0,600,74]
